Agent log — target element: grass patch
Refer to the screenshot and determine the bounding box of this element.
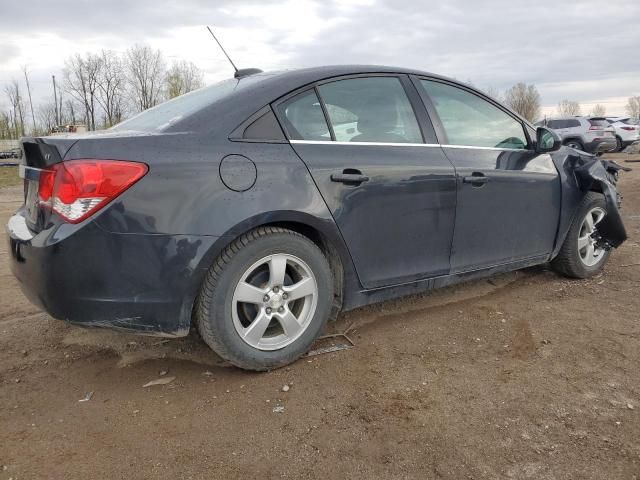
[0,166,21,189]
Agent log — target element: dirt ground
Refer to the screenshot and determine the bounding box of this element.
[1,154,639,480]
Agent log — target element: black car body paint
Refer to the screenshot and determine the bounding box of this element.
[6,65,627,336]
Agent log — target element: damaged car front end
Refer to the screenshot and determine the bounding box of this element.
[548,137,629,261]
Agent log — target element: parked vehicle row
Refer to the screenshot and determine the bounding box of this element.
[0,148,22,160]
[535,116,616,154]
[7,65,628,370]
[536,116,639,153]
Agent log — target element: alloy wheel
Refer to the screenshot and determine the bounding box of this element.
[578,207,606,267]
[231,253,318,350]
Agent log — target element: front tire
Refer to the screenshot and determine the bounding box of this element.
[564,139,584,151]
[196,226,334,371]
[551,192,611,279]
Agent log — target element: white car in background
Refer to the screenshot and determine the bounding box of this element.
[606,117,640,152]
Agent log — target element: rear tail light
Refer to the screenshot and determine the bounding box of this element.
[621,126,635,131]
[37,159,148,223]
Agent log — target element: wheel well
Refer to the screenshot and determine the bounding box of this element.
[563,137,582,145]
[265,221,344,321]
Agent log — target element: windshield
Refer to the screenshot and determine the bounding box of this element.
[111,74,270,132]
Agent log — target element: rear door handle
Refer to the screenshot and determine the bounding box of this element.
[463,173,489,186]
[331,170,370,185]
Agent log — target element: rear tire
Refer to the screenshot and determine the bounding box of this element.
[615,136,623,152]
[196,226,334,371]
[551,192,610,279]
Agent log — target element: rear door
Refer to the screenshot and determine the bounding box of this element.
[414,78,561,272]
[275,75,457,289]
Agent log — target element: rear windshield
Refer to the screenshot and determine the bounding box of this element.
[588,118,609,127]
[111,74,269,132]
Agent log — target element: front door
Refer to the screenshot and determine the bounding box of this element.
[416,78,561,272]
[275,75,457,289]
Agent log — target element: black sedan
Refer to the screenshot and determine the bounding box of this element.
[7,65,627,370]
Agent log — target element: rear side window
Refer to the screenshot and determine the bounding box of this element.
[588,118,609,127]
[546,120,565,129]
[278,90,330,141]
[242,109,285,141]
[566,119,581,128]
[420,80,527,149]
[317,77,423,143]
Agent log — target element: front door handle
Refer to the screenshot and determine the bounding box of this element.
[463,173,489,186]
[331,169,370,185]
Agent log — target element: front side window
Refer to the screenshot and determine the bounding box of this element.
[318,77,423,143]
[278,90,330,141]
[421,80,528,149]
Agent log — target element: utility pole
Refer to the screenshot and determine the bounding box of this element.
[52,75,59,126]
[23,66,36,134]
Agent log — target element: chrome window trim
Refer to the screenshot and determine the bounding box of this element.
[442,144,527,152]
[290,139,527,151]
[290,140,440,147]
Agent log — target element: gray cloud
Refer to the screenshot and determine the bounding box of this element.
[1,0,639,113]
[283,0,640,100]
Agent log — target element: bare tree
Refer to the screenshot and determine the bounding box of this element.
[64,53,103,130]
[96,50,126,127]
[125,45,166,111]
[485,87,502,102]
[591,104,606,117]
[37,102,58,135]
[626,96,640,122]
[503,83,541,122]
[0,109,13,139]
[165,60,205,99]
[59,99,79,125]
[557,99,581,117]
[4,80,25,138]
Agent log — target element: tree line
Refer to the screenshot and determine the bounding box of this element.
[1,45,204,139]
[493,83,640,123]
[2,53,640,140]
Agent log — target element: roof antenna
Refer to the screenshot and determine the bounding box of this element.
[206,26,262,79]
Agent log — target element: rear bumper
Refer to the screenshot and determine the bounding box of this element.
[584,137,617,153]
[7,210,220,336]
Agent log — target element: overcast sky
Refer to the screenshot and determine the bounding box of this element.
[1,0,639,117]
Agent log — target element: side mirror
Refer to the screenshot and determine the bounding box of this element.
[535,127,561,153]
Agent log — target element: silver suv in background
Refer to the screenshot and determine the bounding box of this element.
[536,116,617,154]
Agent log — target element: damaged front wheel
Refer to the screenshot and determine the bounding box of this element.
[552,192,611,278]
